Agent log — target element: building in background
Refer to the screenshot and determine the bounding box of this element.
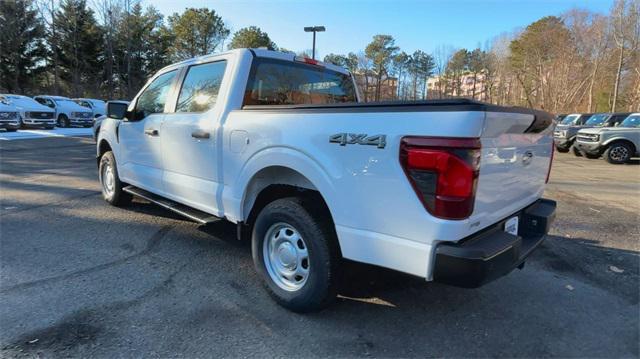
[427,71,488,101]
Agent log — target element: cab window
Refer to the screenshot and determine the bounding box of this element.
[36,98,55,108]
[244,58,357,106]
[135,70,178,118]
[176,61,227,113]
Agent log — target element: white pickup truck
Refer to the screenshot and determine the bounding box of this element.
[98,49,556,312]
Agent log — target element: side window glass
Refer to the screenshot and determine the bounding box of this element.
[135,70,177,118]
[176,61,227,113]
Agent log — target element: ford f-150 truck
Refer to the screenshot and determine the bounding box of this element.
[97,49,556,312]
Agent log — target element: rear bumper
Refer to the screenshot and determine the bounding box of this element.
[433,198,556,288]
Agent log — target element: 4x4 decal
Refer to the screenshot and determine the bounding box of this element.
[329,133,386,149]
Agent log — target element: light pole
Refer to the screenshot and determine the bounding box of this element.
[304,26,325,60]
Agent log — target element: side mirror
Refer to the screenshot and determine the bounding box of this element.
[107,102,129,120]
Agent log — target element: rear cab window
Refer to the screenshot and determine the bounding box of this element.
[244,58,357,106]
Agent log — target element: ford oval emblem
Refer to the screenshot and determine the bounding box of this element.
[522,151,534,166]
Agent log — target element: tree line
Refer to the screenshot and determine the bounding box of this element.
[1,0,638,113]
[324,0,639,113]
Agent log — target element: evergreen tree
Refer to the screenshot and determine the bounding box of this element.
[0,0,47,94]
[228,26,276,50]
[167,8,229,60]
[54,0,103,97]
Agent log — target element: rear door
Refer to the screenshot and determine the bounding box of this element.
[118,70,178,193]
[160,58,229,215]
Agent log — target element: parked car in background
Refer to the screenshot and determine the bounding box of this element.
[97,49,556,312]
[93,100,129,141]
[0,94,56,129]
[553,113,593,152]
[73,98,107,118]
[575,113,640,164]
[0,101,21,132]
[554,113,567,123]
[33,95,93,128]
[569,112,630,156]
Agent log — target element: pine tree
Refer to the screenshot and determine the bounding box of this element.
[0,0,47,94]
[54,0,103,97]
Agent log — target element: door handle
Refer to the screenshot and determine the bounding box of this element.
[191,130,210,139]
[144,128,159,136]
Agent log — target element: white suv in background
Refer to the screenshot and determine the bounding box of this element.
[0,94,56,129]
[73,98,107,118]
[33,95,93,127]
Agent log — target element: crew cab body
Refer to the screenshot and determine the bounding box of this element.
[0,94,56,129]
[575,113,640,164]
[97,49,556,310]
[73,98,107,118]
[553,113,594,152]
[33,95,93,127]
[0,101,20,132]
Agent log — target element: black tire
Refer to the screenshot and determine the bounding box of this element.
[98,151,132,206]
[5,128,17,132]
[604,142,632,164]
[555,146,570,153]
[57,114,69,128]
[571,145,582,157]
[45,126,55,130]
[252,197,340,312]
[584,153,600,159]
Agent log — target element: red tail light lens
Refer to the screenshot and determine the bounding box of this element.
[400,137,481,220]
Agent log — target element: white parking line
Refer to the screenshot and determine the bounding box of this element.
[0,128,93,141]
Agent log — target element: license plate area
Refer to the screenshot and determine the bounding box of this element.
[504,216,519,236]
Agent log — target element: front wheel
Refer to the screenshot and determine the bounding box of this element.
[571,145,583,157]
[555,145,570,153]
[99,151,132,206]
[57,114,69,128]
[604,142,632,164]
[252,197,340,312]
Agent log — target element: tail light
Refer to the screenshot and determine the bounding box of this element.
[546,141,554,184]
[400,137,481,220]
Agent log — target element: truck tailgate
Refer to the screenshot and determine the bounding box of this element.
[472,111,553,228]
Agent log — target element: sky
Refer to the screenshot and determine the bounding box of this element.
[151,0,614,59]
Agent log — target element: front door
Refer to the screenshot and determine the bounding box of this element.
[118,70,178,194]
[160,60,229,215]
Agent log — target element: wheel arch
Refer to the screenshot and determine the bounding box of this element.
[603,138,637,154]
[97,139,112,165]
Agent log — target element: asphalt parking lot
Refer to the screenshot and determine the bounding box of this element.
[1,136,638,357]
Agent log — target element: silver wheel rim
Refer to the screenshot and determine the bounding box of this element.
[101,161,115,198]
[610,146,628,161]
[263,223,310,291]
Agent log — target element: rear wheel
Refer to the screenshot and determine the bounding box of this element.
[99,151,132,206]
[555,145,569,153]
[571,145,582,157]
[252,197,340,312]
[584,153,600,159]
[604,142,632,164]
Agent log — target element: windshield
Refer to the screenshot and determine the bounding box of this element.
[585,114,609,126]
[620,115,640,128]
[54,98,76,104]
[560,114,580,125]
